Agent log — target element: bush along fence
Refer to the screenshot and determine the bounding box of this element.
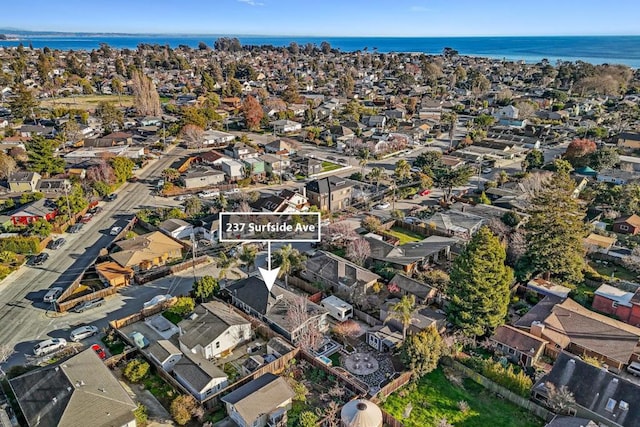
[451,360,552,422]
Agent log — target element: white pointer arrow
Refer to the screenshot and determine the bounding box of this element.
[258,241,280,292]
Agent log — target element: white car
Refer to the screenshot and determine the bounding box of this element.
[223,188,240,195]
[110,226,122,236]
[143,294,172,309]
[33,338,67,357]
[199,190,220,198]
[482,168,493,174]
[43,287,64,303]
[375,202,391,209]
[70,325,99,342]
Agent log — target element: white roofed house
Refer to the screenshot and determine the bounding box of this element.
[271,119,302,134]
[159,218,194,240]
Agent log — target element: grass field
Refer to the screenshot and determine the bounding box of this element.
[40,94,134,110]
[386,226,424,244]
[382,368,543,427]
[588,261,638,282]
[321,161,342,172]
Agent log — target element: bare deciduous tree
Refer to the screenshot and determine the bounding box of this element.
[131,70,161,116]
[180,124,204,148]
[545,382,576,415]
[285,295,322,350]
[346,237,371,266]
[0,344,15,376]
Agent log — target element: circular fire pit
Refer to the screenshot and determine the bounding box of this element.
[343,352,379,376]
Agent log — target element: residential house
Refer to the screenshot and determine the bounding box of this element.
[597,169,638,185]
[527,278,572,299]
[202,129,235,147]
[584,233,616,253]
[492,105,519,120]
[159,218,194,240]
[305,176,353,211]
[172,355,228,401]
[260,154,291,176]
[365,234,455,274]
[221,373,295,427]
[619,155,640,172]
[251,190,310,213]
[220,159,245,181]
[266,337,294,358]
[225,143,259,160]
[36,178,71,194]
[9,349,137,427]
[10,198,57,226]
[8,171,41,192]
[613,214,640,235]
[19,124,56,138]
[95,261,134,287]
[243,157,266,179]
[198,150,231,166]
[544,417,597,427]
[617,132,640,150]
[301,251,381,294]
[110,231,183,271]
[293,157,322,176]
[147,339,182,372]
[388,273,439,304]
[181,167,226,189]
[225,276,329,345]
[271,119,302,134]
[264,139,297,155]
[530,298,640,372]
[426,210,486,239]
[366,325,404,352]
[514,295,564,330]
[532,352,640,426]
[489,325,547,367]
[593,284,640,327]
[380,300,447,335]
[178,301,252,360]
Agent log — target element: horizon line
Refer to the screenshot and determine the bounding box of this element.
[2,29,640,38]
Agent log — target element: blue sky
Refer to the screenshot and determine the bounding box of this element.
[2,0,639,36]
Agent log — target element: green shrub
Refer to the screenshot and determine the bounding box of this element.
[123,359,150,383]
[0,236,40,254]
[464,357,533,397]
[167,296,194,317]
[0,265,13,280]
[133,404,148,425]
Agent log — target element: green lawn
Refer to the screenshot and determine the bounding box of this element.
[321,161,342,172]
[162,311,182,325]
[329,353,341,367]
[386,226,424,244]
[588,261,638,282]
[382,368,543,427]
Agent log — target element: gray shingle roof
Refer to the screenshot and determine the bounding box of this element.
[178,301,249,350]
[221,373,294,424]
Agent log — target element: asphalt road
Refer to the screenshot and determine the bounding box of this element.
[0,146,187,368]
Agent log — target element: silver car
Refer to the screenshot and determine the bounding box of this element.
[33,338,67,357]
[70,325,99,342]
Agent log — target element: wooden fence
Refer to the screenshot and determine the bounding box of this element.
[372,371,413,402]
[353,308,382,326]
[299,349,369,397]
[381,409,405,427]
[108,301,171,329]
[135,255,209,284]
[57,286,119,312]
[451,361,553,422]
[288,275,324,295]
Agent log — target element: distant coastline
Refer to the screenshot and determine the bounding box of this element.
[1,33,640,68]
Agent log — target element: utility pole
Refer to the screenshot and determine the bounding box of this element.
[190,232,197,283]
[63,181,73,223]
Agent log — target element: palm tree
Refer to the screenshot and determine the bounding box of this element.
[239,245,258,273]
[442,111,458,151]
[357,148,371,175]
[215,252,240,281]
[368,167,386,193]
[384,294,416,339]
[162,168,180,182]
[273,244,306,288]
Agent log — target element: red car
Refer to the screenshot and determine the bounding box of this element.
[91,344,107,360]
[80,213,93,224]
[419,189,431,196]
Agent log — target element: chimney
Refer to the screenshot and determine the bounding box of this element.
[530,321,544,338]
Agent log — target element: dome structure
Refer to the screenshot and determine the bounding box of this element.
[340,399,383,427]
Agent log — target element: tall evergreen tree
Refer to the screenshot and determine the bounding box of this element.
[26,136,64,176]
[521,171,588,284]
[447,226,513,336]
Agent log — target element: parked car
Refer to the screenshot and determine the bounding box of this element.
[410,167,422,173]
[130,331,149,349]
[31,253,49,266]
[326,155,337,161]
[482,168,493,174]
[43,287,64,303]
[33,338,67,357]
[68,223,84,233]
[419,189,431,196]
[80,213,93,224]
[199,190,219,198]
[72,298,105,313]
[105,193,118,201]
[48,238,66,250]
[110,226,122,236]
[91,344,107,360]
[223,188,240,196]
[337,158,348,164]
[375,202,390,209]
[70,325,99,342]
[143,294,172,309]
[404,217,421,225]
[88,206,103,215]
[175,195,188,201]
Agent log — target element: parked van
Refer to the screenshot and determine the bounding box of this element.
[43,287,64,303]
[627,361,640,376]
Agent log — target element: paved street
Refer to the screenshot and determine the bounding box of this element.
[0,146,188,368]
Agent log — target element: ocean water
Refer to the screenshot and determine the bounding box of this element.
[1,34,640,68]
